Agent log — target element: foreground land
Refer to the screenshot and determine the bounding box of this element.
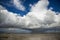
[0,34,60,40]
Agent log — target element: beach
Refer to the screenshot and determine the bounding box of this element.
[0,34,60,40]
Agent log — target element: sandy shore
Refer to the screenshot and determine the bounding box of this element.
[0,34,60,40]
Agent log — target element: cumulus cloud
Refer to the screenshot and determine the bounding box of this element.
[11,0,25,11]
[0,0,60,29]
[0,5,20,27]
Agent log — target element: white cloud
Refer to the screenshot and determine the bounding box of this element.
[0,5,5,10]
[0,0,60,29]
[0,5,21,27]
[23,0,60,28]
[11,0,25,11]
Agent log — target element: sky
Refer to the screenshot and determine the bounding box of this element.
[0,0,60,29]
[0,0,60,16]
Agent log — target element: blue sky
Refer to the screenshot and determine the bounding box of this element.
[0,0,60,16]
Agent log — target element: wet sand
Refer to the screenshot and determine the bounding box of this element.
[0,34,60,40]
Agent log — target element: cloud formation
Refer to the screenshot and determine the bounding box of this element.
[0,0,60,29]
[11,0,25,11]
